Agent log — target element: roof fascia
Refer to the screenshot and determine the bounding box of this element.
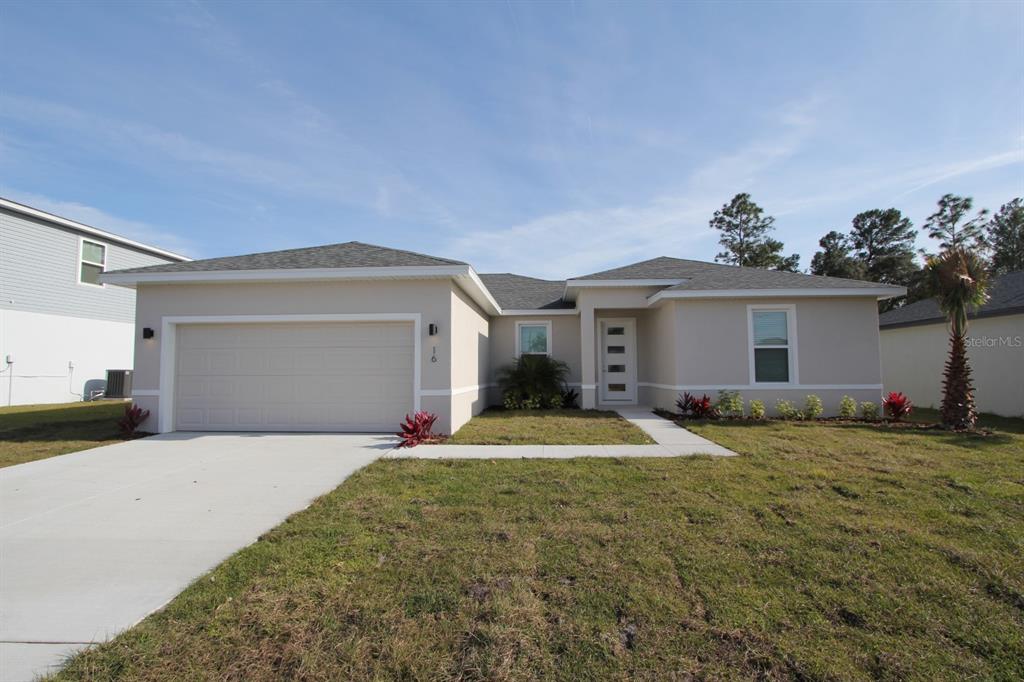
[647,286,907,304]
[562,278,685,301]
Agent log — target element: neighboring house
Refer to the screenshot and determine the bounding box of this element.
[100,241,903,434]
[879,271,1024,417]
[0,198,189,406]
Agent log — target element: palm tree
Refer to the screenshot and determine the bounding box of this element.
[924,247,990,429]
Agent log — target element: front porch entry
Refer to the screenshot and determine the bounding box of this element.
[598,317,637,404]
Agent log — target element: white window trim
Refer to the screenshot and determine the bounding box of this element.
[514,320,552,357]
[747,304,799,386]
[77,236,107,288]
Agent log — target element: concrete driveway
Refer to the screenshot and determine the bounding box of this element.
[0,432,395,682]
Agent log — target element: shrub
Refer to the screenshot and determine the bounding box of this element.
[883,391,913,421]
[676,392,720,419]
[505,394,543,410]
[860,401,879,421]
[118,403,151,436]
[750,399,766,420]
[775,399,799,420]
[717,390,744,418]
[838,395,858,419]
[561,388,580,409]
[691,395,719,419]
[803,394,824,420]
[397,411,442,447]
[497,355,570,409]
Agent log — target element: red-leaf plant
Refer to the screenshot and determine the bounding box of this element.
[118,403,151,436]
[883,391,913,421]
[397,411,442,448]
[675,392,720,420]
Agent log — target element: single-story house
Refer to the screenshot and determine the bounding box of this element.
[879,270,1023,417]
[101,242,904,434]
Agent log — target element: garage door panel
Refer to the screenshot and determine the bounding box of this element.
[178,350,208,375]
[175,321,414,432]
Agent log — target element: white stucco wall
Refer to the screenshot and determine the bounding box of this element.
[130,279,460,433]
[0,308,134,406]
[880,314,1024,417]
[449,285,491,432]
[650,297,885,415]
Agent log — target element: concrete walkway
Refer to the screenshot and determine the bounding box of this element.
[0,433,392,682]
[613,406,737,455]
[398,407,735,458]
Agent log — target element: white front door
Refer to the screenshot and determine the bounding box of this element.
[599,318,637,403]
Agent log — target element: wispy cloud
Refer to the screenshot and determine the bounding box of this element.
[447,196,719,279]
[889,148,1023,201]
[0,93,456,227]
[447,95,828,278]
[0,188,195,256]
[446,92,1022,280]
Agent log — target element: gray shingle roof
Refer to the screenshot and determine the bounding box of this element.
[879,271,1024,328]
[478,274,572,310]
[107,241,466,275]
[573,256,898,291]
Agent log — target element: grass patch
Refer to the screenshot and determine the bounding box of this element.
[445,408,655,445]
[54,418,1024,680]
[0,401,130,468]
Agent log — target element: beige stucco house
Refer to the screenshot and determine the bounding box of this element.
[879,271,1023,417]
[101,242,904,434]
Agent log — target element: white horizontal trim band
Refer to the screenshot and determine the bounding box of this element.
[566,279,686,288]
[638,382,883,391]
[648,287,904,303]
[163,313,420,324]
[501,309,579,316]
[422,382,582,397]
[420,383,497,397]
[103,265,470,285]
[106,265,503,317]
[131,389,160,397]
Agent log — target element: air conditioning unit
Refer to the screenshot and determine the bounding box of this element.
[105,369,134,399]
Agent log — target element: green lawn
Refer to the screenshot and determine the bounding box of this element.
[0,401,130,468]
[54,417,1023,680]
[446,408,655,445]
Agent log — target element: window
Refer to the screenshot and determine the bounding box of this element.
[750,307,795,383]
[79,239,106,286]
[515,321,551,356]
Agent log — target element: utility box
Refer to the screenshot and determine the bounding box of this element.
[105,369,133,399]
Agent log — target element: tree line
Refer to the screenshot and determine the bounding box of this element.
[709,192,1024,309]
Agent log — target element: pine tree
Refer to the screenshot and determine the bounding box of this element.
[848,208,919,285]
[987,198,1024,275]
[810,230,864,279]
[924,194,989,252]
[710,193,799,271]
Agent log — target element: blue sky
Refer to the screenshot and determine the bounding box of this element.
[2,1,1021,278]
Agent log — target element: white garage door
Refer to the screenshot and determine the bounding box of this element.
[174,321,414,432]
